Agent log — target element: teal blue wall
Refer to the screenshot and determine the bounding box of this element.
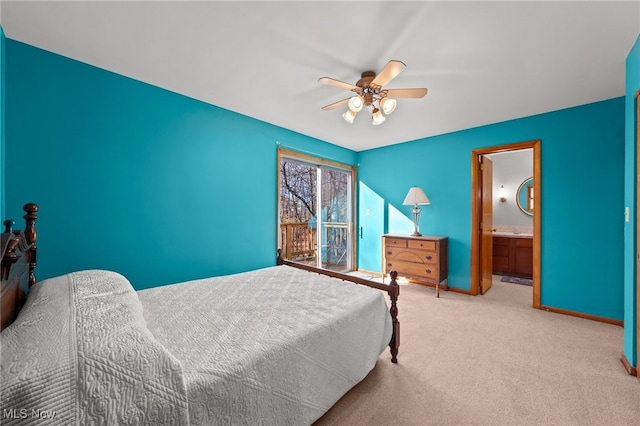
[4,40,355,289]
[1,26,5,219]
[357,98,625,321]
[623,34,640,367]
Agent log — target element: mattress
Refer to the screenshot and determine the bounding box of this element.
[137,265,392,425]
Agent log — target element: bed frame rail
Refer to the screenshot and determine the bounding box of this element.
[277,251,400,363]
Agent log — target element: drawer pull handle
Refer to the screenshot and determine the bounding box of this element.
[425,269,432,274]
[387,251,392,255]
[425,255,432,260]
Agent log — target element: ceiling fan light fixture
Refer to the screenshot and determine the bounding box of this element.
[380,98,397,115]
[348,96,364,112]
[371,108,386,126]
[319,60,427,126]
[343,109,357,124]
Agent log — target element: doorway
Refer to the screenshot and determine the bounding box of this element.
[471,140,541,308]
[277,148,355,273]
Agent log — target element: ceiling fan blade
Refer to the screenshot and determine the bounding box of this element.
[318,77,360,92]
[371,60,406,87]
[384,88,428,99]
[321,98,350,111]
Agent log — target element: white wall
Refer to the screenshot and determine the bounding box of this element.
[488,149,533,227]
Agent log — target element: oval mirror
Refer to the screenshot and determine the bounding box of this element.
[516,177,534,216]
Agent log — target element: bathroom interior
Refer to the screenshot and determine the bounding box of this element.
[486,149,534,284]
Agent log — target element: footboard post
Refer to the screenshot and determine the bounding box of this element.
[388,270,400,363]
[23,203,38,288]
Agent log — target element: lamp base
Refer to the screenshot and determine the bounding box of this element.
[411,205,422,237]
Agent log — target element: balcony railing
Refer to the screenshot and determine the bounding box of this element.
[280,221,349,268]
[280,222,316,261]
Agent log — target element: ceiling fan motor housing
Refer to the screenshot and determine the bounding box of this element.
[356,71,378,105]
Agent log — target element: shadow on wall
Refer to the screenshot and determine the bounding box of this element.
[357,182,423,272]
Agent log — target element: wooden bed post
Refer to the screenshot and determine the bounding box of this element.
[23,203,38,288]
[1,202,39,331]
[1,221,19,281]
[388,270,400,364]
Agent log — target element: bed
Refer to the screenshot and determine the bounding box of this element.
[0,203,400,425]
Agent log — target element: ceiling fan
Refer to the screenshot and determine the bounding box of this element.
[319,60,428,125]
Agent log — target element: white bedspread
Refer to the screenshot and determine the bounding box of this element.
[137,265,392,425]
[1,270,190,426]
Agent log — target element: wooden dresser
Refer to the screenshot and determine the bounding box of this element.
[382,234,449,297]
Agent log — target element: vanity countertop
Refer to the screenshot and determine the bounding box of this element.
[493,232,533,238]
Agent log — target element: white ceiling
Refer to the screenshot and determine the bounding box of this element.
[1,1,639,152]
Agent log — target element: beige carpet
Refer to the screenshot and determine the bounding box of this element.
[314,277,640,425]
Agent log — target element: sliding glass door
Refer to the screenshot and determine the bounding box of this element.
[278,149,354,272]
[319,166,352,271]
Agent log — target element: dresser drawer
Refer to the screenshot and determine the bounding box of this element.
[385,248,438,264]
[407,239,436,251]
[384,237,408,248]
[385,260,439,282]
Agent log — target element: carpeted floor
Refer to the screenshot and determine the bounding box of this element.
[314,276,640,425]
[346,271,376,280]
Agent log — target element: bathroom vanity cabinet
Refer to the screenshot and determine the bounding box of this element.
[492,235,533,278]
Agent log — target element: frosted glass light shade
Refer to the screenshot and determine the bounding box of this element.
[342,109,357,124]
[380,98,397,114]
[403,187,431,205]
[499,185,507,202]
[372,108,386,125]
[348,96,364,112]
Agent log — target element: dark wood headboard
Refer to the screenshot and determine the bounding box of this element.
[0,203,38,331]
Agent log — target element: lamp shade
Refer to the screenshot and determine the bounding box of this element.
[403,187,430,205]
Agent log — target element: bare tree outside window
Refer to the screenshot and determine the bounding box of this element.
[280,161,317,262]
[280,161,316,224]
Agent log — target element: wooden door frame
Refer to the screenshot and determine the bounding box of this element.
[471,140,541,308]
[636,89,640,374]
